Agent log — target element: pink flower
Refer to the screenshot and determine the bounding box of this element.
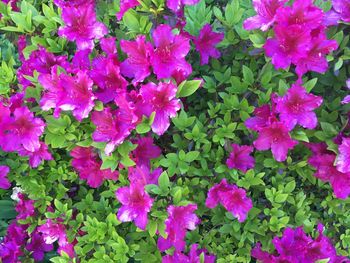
[0,165,10,189]
[71,146,119,188]
[1,106,45,153]
[332,0,350,23]
[226,144,255,173]
[128,165,162,186]
[120,35,153,86]
[140,82,181,135]
[295,31,338,78]
[205,179,252,222]
[252,224,346,263]
[100,37,117,56]
[91,97,138,155]
[39,69,96,121]
[90,57,127,103]
[18,142,53,168]
[162,244,215,263]
[336,137,350,173]
[116,0,140,20]
[150,24,191,79]
[158,204,200,252]
[25,232,53,261]
[244,104,272,131]
[166,0,200,13]
[254,120,298,162]
[275,0,323,29]
[243,0,287,31]
[264,24,310,69]
[15,193,35,220]
[131,136,162,167]
[58,3,107,50]
[275,84,323,130]
[193,24,224,65]
[115,183,153,230]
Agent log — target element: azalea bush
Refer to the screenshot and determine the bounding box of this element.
[1,0,350,262]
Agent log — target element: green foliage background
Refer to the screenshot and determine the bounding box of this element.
[0,0,350,262]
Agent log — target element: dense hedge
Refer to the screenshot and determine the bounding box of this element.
[1,0,350,262]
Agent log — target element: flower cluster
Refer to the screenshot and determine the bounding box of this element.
[245,84,322,162]
[244,0,338,80]
[205,179,252,222]
[252,224,349,262]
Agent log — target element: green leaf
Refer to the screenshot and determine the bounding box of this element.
[0,200,16,219]
[177,80,202,98]
[158,172,170,191]
[242,65,254,85]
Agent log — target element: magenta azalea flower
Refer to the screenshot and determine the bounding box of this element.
[1,106,45,153]
[128,165,162,186]
[120,35,153,86]
[26,232,53,261]
[131,136,161,167]
[332,0,350,23]
[295,32,338,78]
[58,3,107,50]
[166,0,200,13]
[243,0,287,31]
[91,98,138,155]
[158,204,200,252]
[18,142,53,168]
[150,24,191,79]
[0,165,10,189]
[140,82,181,135]
[15,193,35,220]
[90,57,127,103]
[226,144,255,173]
[193,24,224,65]
[205,179,252,222]
[162,244,215,263]
[307,143,350,199]
[244,104,272,131]
[40,69,96,122]
[275,84,323,130]
[71,146,119,188]
[336,137,350,174]
[254,120,298,162]
[275,0,323,29]
[115,183,153,230]
[252,224,347,262]
[116,0,140,20]
[264,24,310,69]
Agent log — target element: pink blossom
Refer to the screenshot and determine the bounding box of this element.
[140,82,181,135]
[336,137,350,173]
[116,0,140,20]
[205,179,252,222]
[252,224,347,263]
[71,146,119,188]
[275,84,323,130]
[58,3,107,50]
[253,120,298,162]
[162,244,215,263]
[128,165,162,186]
[226,144,255,173]
[120,35,153,85]
[100,37,117,56]
[15,193,35,220]
[131,136,162,167]
[71,49,91,72]
[193,24,224,65]
[1,106,45,153]
[115,183,153,230]
[243,0,287,31]
[332,0,350,23]
[90,57,127,103]
[244,104,272,131]
[166,0,200,13]
[39,69,96,121]
[150,24,191,79]
[275,0,323,29]
[264,24,310,69]
[25,232,53,261]
[0,165,10,189]
[18,142,53,168]
[54,0,93,8]
[158,204,200,252]
[91,97,138,155]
